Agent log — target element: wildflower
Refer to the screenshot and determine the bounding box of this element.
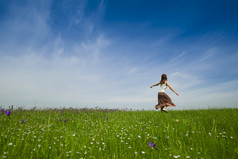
[5,109,10,116]
[21,119,25,124]
[59,119,62,122]
[141,151,145,154]
[64,119,69,122]
[8,143,12,146]
[149,142,158,150]
[142,127,144,130]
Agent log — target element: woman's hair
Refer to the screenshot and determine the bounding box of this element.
[160,74,167,84]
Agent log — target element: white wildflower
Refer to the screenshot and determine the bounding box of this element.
[174,155,180,158]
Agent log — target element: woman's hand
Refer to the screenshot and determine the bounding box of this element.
[175,92,179,96]
[150,86,153,88]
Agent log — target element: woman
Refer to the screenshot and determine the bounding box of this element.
[150,74,179,112]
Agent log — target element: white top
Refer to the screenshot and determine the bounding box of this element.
[159,81,167,92]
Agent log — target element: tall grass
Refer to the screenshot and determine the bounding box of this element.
[0,107,237,158]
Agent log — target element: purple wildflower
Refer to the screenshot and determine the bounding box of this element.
[142,127,144,130]
[21,119,25,123]
[5,109,10,116]
[59,119,63,122]
[64,119,69,122]
[149,142,158,150]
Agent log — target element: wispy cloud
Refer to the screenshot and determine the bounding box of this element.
[0,0,237,109]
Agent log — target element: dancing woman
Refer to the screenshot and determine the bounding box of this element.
[150,74,179,112]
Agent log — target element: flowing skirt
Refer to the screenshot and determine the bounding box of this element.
[155,92,176,109]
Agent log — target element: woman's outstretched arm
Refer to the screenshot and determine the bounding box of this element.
[166,81,179,96]
[150,82,160,88]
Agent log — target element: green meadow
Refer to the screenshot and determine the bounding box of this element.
[0,108,237,159]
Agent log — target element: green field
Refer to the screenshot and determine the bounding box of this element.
[0,107,237,159]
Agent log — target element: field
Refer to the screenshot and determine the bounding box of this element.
[0,107,237,159]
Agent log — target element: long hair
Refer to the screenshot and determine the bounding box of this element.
[160,74,167,84]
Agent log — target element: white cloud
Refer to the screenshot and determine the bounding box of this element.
[174,79,238,109]
[1,1,237,110]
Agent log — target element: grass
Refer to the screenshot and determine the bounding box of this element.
[0,107,237,159]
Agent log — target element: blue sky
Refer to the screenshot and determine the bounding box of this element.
[0,0,238,110]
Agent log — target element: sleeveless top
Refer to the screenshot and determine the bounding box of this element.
[159,81,167,92]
